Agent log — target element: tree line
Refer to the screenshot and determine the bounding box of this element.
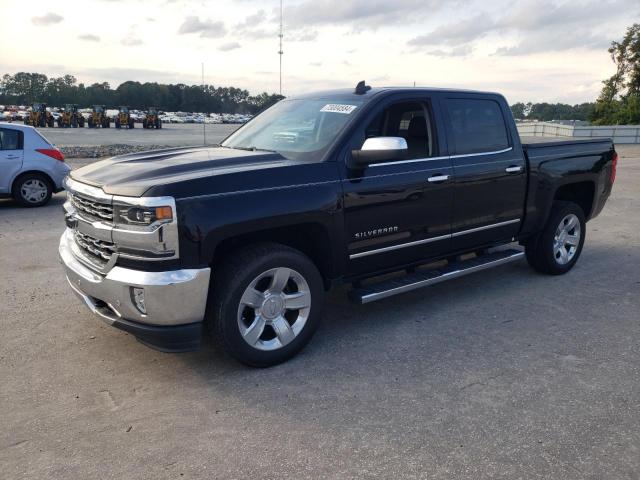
[0,72,284,114]
[510,102,595,122]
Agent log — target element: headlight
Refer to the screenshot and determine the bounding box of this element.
[115,205,173,226]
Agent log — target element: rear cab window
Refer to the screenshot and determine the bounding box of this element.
[444,98,510,155]
[0,128,23,150]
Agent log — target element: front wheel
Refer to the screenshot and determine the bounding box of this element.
[12,173,52,207]
[525,201,586,275]
[208,243,324,367]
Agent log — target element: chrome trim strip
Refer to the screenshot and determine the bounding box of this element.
[370,147,513,168]
[372,155,449,168]
[449,147,513,159]
[349,233,450,259]
[358,251,525,304]
[451,218,520,237]
[350,219,521,259]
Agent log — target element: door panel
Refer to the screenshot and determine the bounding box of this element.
[343,157,453,276]
[0,128,24,193]
[442,97,526,251]
[450,150,526,251]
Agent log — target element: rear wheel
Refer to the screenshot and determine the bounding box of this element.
[525,201,586,275]
[12,173,52,207]
[208,243,324,367]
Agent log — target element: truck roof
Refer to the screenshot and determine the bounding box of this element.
[291,86,503,101]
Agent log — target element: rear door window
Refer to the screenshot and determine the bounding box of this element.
[444,99,509,155]
[0,128,22,150]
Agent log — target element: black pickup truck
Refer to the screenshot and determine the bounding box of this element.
[60,82,617,366]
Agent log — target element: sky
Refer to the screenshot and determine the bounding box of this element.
[2,0,639,104]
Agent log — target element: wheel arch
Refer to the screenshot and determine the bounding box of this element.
[552,180,596,220]
[210,223,336,290]
[11,169,55,194]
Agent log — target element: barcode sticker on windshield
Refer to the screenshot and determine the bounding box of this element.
[320,104,358,114]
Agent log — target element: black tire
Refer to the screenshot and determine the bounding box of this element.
[525,201,586,275]
[12,173,52,207]
[208,243,325,367]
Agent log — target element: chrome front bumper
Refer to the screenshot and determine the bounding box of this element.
[59,228,211,327]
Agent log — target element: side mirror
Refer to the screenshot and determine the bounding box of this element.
[350,137,408,167]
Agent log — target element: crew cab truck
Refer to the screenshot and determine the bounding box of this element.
[59,82,617,366]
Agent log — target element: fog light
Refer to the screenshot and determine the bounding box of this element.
[131,287,147,314]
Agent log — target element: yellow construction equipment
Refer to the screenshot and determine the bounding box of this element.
[57,104,85,128]
[142,107,162,129]
[87,105,110,128]
[24,103,54,128]
[115,106,135,129]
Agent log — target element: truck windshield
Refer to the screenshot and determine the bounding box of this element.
[221,98,364,160]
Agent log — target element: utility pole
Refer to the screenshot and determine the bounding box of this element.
[202,62,206,145]
[278,0,283,95]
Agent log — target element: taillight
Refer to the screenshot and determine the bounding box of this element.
[36,148,65,162]
[611,152,618,184]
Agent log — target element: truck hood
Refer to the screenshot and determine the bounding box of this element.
[70,146,293,197]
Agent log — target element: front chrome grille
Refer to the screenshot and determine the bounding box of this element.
[74,231,116,263]
[69,192,113,222]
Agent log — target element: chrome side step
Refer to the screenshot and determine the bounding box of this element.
[350,249,525,304]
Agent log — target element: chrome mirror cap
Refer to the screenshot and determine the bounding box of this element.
[361,136,408,151]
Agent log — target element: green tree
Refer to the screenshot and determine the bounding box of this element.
[591,23,640,125]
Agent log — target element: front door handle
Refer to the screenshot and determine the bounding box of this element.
[505,165,523,173]
[427,174,450,183]
[5,155,20,159]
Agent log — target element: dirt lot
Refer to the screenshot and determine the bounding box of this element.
[39,123,239,147]
[1,146,639,479]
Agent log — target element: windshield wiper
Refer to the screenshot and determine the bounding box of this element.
[233,146,278,153]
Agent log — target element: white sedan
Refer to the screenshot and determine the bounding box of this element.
[0,123,70,206]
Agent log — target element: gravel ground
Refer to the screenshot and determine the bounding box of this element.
[30,123,241,158]
[41,123,239,147]
[0,146,639,479]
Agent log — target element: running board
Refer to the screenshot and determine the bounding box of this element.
[350,249,525,304]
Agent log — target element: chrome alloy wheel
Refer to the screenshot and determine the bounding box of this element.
[20,179,48,204]
[553,213,581,265]
[237,267,312,351]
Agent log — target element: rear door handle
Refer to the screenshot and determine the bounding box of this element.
[427,174,450,183]
[6,155,20,159]
[505,166,523,173]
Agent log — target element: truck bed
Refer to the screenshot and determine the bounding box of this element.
[521,137,614,162]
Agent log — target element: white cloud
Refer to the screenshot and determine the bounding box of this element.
[219,42,241,52]
[78,34,100,42]
[31,12,63,26]
[178,16,227,38]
